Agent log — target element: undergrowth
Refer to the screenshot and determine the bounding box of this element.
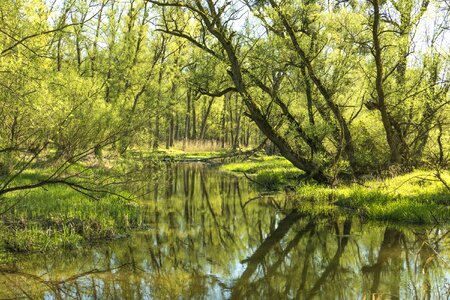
[0,167,147,261]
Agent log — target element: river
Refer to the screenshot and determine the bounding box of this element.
[1,163,449,299]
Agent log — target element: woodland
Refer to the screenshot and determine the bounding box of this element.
[1,0,450,190]
[1,1,450,298]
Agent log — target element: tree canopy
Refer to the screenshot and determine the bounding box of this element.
[1,0,449,187]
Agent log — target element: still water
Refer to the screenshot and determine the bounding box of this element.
[0,163,449,299]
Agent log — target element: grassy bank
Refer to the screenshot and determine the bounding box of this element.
[2,151,448,265]
[220,156,450,224]
[297,171,450,224]
[128,148,227,161]
[0,184,144,255]
[0,148,229,263]
[220,156,303,190]
[0,159,149,264]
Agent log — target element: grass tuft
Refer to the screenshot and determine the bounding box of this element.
[220,156,303,190]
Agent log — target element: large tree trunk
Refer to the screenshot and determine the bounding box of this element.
[150,1,329,182]
[268,0,357,172]
[372,0,403,165]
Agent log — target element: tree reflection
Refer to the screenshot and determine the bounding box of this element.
[361,227,403,299]
[0,164,448,299]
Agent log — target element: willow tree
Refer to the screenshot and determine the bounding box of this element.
[366,0,450,168]
[0,0,138,196]
[148,0,341,181]
[148,0,450,181]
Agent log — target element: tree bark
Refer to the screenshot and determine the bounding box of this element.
[372,0,402,164]
[268,0,356,172]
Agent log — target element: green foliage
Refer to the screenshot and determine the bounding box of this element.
[1,226,82,253]
[0,0,449,261]
[1,0,449,190]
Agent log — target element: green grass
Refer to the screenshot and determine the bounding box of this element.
[127,148,227,160]
[0,152,167,262]
[0,176,145,258]
[296,170,450,224]
[220,156,295,172]
[221,156,450,223]
[220,156,303,191]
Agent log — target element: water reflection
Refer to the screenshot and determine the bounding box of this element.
[0,163,449,299]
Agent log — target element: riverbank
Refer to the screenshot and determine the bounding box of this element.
[298,171,450,223]
[2,163,448,299]
[0,150,230,262]
[0,149,232,262]
[219,155,450,224]
[0,157,150,263]
[0,183,143,262]
[220,156,303,190]
[2,151,449,264]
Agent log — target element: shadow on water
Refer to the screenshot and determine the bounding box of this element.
[0,163,449,299]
